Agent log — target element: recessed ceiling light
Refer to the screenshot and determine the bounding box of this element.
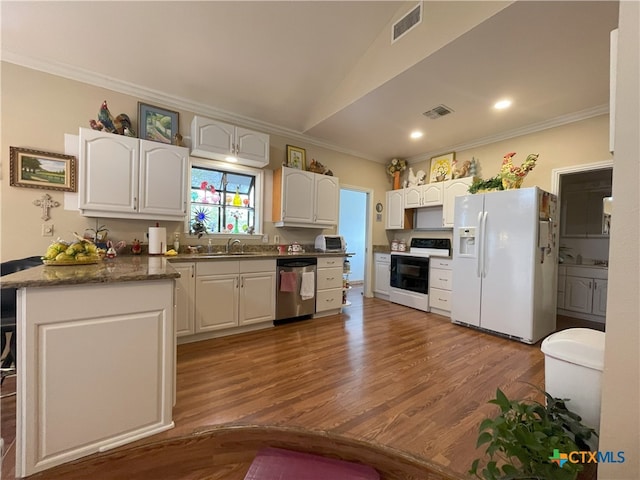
[494,99,512,110]
[410,130,423,139]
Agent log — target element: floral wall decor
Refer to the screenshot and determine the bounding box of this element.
[429,152,454,182]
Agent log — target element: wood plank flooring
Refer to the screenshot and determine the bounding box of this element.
[1,289,601,479]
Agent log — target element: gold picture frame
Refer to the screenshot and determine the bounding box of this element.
[9,146,77,192]
[429,152,455,182]
[286,145,306,170]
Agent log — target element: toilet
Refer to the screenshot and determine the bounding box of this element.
[541,328,605,434]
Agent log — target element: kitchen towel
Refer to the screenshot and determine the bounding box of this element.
[280,271,298,292]
[300,271,315,300]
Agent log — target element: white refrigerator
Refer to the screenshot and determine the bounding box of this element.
[451,187,558,344]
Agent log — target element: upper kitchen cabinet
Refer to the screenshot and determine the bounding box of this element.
[404,183,443,208]
[79,128,188,221]
[442,177,473,227]
[191,116,269,168]
[272,166,339,228]
[560,168,612,237]
[385,189,413,230]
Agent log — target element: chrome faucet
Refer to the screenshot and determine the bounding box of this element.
[226,238,243,253]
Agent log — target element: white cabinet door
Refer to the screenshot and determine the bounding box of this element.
[79,129,138,212]
[422,183,443,206]
[139,140,188,217]
[191,117,235,158]
[373,254,390,296]
[565,276,593,314]
[236,127,270,166]
[593,278,608,316]
[173,263,195,337]
[239,271,276,326]
[404,186,421,208]
[386,190,405,229]
[315,174,339,225]
[281,168,315,223]
[195,274,239,332]
[443,177,472,227]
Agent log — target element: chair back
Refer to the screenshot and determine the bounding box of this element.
[1,256,42,316]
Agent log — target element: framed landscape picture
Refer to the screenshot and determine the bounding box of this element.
[286,145,306,170]
[138,102,179,144]
[429,152,455,182]
[9,146,77,192]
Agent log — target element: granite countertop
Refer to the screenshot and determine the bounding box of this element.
[1,256,179,289]
[1,251,354,289]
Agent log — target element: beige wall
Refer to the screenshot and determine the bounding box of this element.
[406,114,612,192]
[0,63,392,260]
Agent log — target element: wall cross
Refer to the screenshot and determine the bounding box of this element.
[33,193,60,221]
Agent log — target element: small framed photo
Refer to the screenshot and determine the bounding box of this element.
[430,152,455,182]
[286,145,306,170]
[9,146,77,192]
[138,102,179,144]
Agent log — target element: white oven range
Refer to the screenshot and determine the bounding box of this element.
[389,238,451,312]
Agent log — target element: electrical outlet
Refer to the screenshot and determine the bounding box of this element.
[262,234,269,243]
[42,223,54,237]
[274,235,280,244]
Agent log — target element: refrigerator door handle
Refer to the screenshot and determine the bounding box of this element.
[476,211,484,278]
[481,211,489,278]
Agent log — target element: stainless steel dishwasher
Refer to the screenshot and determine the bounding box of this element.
[276,257,317,321]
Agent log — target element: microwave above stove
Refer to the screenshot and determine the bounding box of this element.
[315,235,346,252]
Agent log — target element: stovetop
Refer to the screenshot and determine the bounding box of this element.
[392,238,451,258]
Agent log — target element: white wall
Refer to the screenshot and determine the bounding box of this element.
[598,2,639,478]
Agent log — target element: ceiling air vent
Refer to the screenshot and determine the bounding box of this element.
[392,2,422,43]
[423,104,454,119]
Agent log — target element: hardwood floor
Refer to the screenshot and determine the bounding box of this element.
[1,289,598,479]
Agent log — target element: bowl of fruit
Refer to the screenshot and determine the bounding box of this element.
[42,235,102,266]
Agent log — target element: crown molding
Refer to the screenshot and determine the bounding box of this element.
[406,104,609,165]
[3,52,607,167]
[1,51,383,163]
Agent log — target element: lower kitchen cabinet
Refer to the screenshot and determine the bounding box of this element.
[373,253,390,299]
[173,262,196,337]
[429,258,452,316]
[559,266,608,322]
[195,259,276,333]
[315,256,344,316]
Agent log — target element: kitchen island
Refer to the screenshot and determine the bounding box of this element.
[1,256,179,478]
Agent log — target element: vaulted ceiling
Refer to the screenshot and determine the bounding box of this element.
[1,1,619,163]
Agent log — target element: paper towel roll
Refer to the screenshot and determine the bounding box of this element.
[148,227,167,255]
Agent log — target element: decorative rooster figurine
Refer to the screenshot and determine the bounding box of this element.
[89,101,136,137]
[500,152,538,189]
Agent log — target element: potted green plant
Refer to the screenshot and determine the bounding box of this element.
[470,387,597,480]
[468,176,504,194]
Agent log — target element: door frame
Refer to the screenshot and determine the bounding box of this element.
[339,184,373,298]
[550,160,614,196]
